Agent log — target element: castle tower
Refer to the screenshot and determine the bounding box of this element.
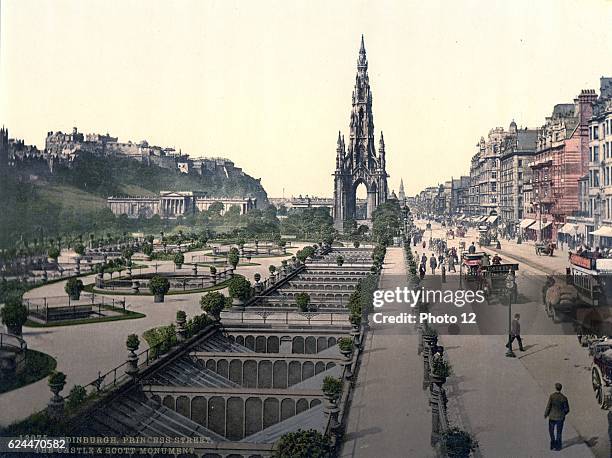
[0,127,9,174]
[333,36,389,231]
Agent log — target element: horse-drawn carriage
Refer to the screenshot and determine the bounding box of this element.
[590,339,612,409]
[460,251,519,302]
[535,242,555,256]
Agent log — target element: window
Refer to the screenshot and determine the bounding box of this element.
[594,145,600,162]
[595,126,600,140]
[595,170,600,187]
[518,159,523,167]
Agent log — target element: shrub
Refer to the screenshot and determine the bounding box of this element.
[122,248,134,261]
[176,310,187,322]
[228,247,240,269]
[296,292,311,312]
[353,240,360,248]
[269,265,277,275]
[322,376,342,401]
[64,278,84,298]
[173,252,185,266]
[209,266,217,275]
[149,276,170,296]
[431,357,453,378]
[66,385,87,410]
[126,334,140,351]
[336,255,344,266]
[74,243,86,256]
[440,427,478,458]
[1,297,28,329]
[273,429,332,458]
[338,337,354,353]
[48,371,66,387]
[254,272,261,282]
[143,324,177,358]
[228,276,252,301]
[184,314,212,338]
[200,291,226,319]
[48,247,60,261]
[142,243,153,257]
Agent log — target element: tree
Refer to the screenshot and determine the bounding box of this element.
[142,243,153,257]
[228,276,252,302]
[272,429,332,458]
[228,247,240,269]
[200,291,226,320]
[1,297,28,336]
[149,276,170,302]
[296,292,311,312]
[74,243,86,256]
[122,247,134,261]
[174,252,185,268]
[322,376,343,402]
[208,201,224,216]
[65,278,84,300]
[48,247,60,262]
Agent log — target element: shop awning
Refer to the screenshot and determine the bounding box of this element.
[558,223,582,236]
[478,216,488,222]
[519,219,536,229]
[529,221,552,231]
[486,215,499,224]
[590,226,612,237]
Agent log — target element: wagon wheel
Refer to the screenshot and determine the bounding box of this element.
[592,365,610,409]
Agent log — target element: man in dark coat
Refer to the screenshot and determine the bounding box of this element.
[429,254,437,275]
[506,313,525,352]
[468,242,476,254]
[545,383,570,451]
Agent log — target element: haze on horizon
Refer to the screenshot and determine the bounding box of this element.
[2,0,612,198]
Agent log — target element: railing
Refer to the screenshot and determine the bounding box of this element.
[222,310,350,326]
[0,332,27,352]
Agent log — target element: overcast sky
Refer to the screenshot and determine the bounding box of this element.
[2,0,612,198]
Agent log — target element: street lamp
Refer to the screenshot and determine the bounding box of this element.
[505,270,517,358]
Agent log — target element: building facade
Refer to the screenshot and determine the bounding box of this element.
[108,191,257,219]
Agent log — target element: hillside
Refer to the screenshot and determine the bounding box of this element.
[51,152,268,203]
[1,153,269,247]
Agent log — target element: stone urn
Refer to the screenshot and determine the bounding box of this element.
[47,375,66,419]
[192,265,198,276]
[176,312,187,342]
[211,272,217,285]
[42,270,48,283]
[125,337,139,378]
[154,293,165,303]
[131,281,140,294]
[96,272,104,289]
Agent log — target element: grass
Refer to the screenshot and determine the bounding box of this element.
[0,350,57,394]
[36,184,107,211]
[24,306,145,328]
[83,278,231,296]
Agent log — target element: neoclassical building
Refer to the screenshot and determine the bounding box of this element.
[108,191,256,219]
[333,36,388,230]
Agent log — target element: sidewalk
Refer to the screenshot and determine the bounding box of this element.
[341,247,435,457]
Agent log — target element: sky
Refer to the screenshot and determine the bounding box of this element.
[2,0,612,198]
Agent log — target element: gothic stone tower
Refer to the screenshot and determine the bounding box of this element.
[333,36,388,231]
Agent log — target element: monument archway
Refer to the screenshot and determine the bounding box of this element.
[332,36,388,231]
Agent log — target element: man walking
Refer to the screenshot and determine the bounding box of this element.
[506,313,525,352]
[429,253,437,275]
[468,241,476,254]
[545,383,570,451]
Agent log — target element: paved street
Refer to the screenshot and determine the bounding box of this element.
[418,221,603,457]
[0,244,307,427]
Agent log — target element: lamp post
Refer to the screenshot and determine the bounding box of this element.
[505,270,517,358]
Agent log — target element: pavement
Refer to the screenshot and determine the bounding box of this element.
[341,247,435,458]
[0,242,309,427]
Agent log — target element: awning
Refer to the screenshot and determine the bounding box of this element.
[478,216,488,222]
[590,226,612,237]
[486,215,499,224]
[519,219,536,229]
[557,223,573,234]
[529,221,552,231]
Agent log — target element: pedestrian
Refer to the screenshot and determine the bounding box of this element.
[448,255,456,272]
[545,383,570,451]
[419,263,426,279]
[468,241,476,254]
[422,241,426,249]
[438,253,444,266]
[506,313,525,352]
[421,253,427,266]
[429,254,437,275]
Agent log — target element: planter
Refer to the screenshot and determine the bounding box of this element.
[231,297,245,311]
[154,294,165,303]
